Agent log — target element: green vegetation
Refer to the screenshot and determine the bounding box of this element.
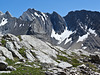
[18,35,22,41]
[71,58,81,67]
[6,58,15,66]
[81,54,89,58]
[18,47,26,58]
[57,55,69,62]
[4,58,44,75]
[31,52,37,58]
[6,57,19,66]
[85,62,97,71]
[1,38,6,47]
[1,65,45,75]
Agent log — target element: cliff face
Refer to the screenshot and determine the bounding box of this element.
[0,9,100,52]
[0,9,100,74]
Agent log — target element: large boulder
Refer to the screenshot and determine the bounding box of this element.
[25,50,35,62]
[57,62,72,69]
[0,46,13,60]
[3,34,20,42]
[6,41,24,59]
[0,61,8,70]
[90,54,100,64]
[0,56,6,61]
[6,66,16,71]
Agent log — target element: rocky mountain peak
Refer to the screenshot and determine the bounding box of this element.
[5,11,12,17]
[0,11,4,16]
[0,9,100,74]
[50,11,66,34]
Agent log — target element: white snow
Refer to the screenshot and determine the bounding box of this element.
[19,24,22,27]
[85,25,87,30]
[0,18,8,26]
[31,14,36,19]
[23,24,24,26]
[77,32,89,43]
[34,12,40,17]
[51,27,73,44]
[89,28,97,36]
[64,38,72,44]
[14,22,17,28]
[82,47,87,49]
[41,16,45,22]
[81,44,83,46]
[41,12,48,20]
[79,22,84,29]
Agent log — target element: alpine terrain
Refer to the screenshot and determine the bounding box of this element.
[0,9,100,75]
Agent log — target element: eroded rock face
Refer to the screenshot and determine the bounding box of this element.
[0,46,13,60]
[57,62,72,69]
[6,41,24,59]
[6,66,16,71]
[0,34,99,74]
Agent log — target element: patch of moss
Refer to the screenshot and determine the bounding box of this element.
[1,66,45,75]
[72,63,82,67]
[85,62,97,71]
[6,58,15,66]
[31,52,37,58]
[81,54,89,58]
[6,57,19,66]
[18,35,22,41]
[57,55,69,62]
[71,58,81,67]
[1,38,6,47]
[18,47,26,58]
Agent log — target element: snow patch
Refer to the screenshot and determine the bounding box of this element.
[89,28,97,36]
[82,47,87,49]
[31,14,36,19]
[41,16,45,22]
[14,22,17,28]
[77,32,89,43]
[34,12,40,17]
[51,27,73,44]
[19,24,22,27]
[41,12,48,20]
[64,38,72,45]
[23,24,24,26]
[0,18,8,26]
[85,25,87,30]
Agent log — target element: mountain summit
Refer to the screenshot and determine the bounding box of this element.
[0,9,100,74]
[0,9,100,52]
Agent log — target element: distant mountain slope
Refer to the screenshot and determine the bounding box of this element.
[0,9,100,52]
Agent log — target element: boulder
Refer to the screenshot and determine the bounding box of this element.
[57,62,72,69]
[3,34,20,42]
[6,66,16,71]
[90,54,100,64]
[78,64,90,74]
[0,71,11,74]
[25,50,35,62]
[0,61,8,70]
[0,46,13,60]
[6,41,24,59]
[45,71,53,75]
[0,56,6,61]
[57,71,66,75]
